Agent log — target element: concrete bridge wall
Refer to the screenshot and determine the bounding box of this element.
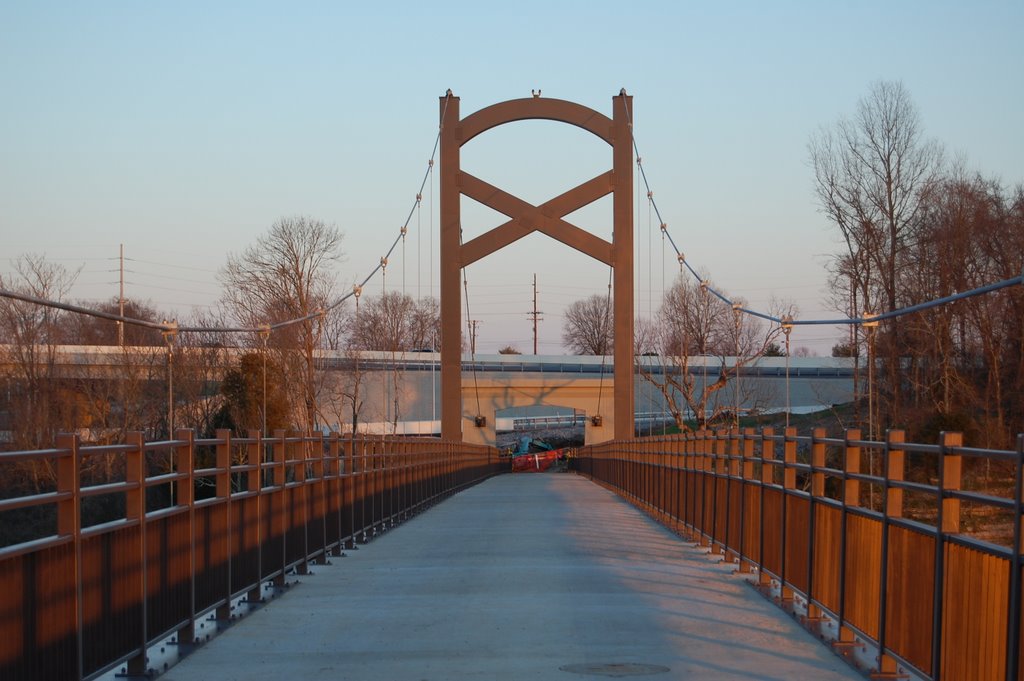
[1,347,855,442]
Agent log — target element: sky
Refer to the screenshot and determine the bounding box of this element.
[1,1,1022,355]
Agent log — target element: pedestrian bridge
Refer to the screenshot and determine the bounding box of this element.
[159,475,860,681]
[1,429,1020,681]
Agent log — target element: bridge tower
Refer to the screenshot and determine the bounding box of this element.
[439,91,634,442]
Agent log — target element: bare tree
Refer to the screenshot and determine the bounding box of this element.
[408,296,441,351]
[810,80,943,428]
[639,275,792,430]
[174,315,234,438]
[348,292,439,351]
[901,172,1024,446]
[320,347,366,434]
[68,298,164,346]
[220,216,345,433]
[0,255,80,454]
[562,294,613,355]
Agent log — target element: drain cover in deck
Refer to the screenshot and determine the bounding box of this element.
[560,663,670,677]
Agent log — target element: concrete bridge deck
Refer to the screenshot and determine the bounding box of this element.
[163,474,862,681]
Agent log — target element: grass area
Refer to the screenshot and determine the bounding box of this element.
[650,402,860,437]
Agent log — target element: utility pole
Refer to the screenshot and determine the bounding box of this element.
[118,243,125,346]
[528,273,543,355]
[468,319,480,355]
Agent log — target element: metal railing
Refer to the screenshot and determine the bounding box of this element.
[0,430,502,681]
[572,428,1024,681]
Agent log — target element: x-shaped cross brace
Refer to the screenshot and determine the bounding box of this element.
[458,169,615,266]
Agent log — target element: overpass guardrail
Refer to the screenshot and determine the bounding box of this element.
[0,431,502,680]
[573,428,1024,681]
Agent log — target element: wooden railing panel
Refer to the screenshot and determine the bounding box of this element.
[145,512,192,641]
[0,544,79,681]
[784,494,810,596]
[80,526,144,677]
[811,502,841,614]
[230,496,260,595]
[261,491,285,580]
[843,513,882,640]
[742,483,760,564]
[885,524,935,674]
[193,502,230,615]
[760,487,783,578]
[941,544,1009,681]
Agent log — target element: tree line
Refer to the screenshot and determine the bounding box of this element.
[558,81,1022,447]
[811,81,1023,448]
[0,217,448,463]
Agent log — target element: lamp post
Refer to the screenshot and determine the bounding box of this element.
[161,320,178,437]
[258,324,271,437]
[781,316,793,429]
[863,314,880,441]
[732,303,742,429]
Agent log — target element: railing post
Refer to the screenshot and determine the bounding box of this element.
[175,428,195,508]
[931,430,962,679]
[125,431,148,676]
[843,428,862,505]
[310,431,327,563]
[805,427,825,618]
[329,432,345,557]
[758,428,775,587]
[737,428,755,573]
[724,427,740,562]
[780,427,797,603]
[711,429,727,555]
[55,433,83,681]
[246,429,263,603]
[174,428,197,646]
[876,429,904,677]
[940,432,962,534]
[835,428,861,647]
[271,429,287,584]
[697,430,711,547]
[294,432,312,575]
[672,435,683,532]
[1006,433,1023,681]
[213,429,233,620]
[215,429,231,498]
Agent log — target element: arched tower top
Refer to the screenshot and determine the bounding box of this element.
[456,97,615,146]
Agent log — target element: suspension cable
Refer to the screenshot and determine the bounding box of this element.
[380,257,389,435]
[615,90,1024,330]
[0,93,458,339]
[594,267,614,422]
[459,226,483,419]
[3,89,1021,341]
